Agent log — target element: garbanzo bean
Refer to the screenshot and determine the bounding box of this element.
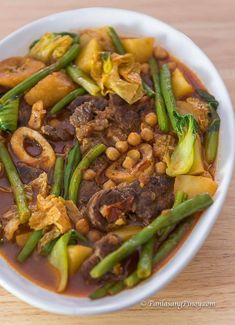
[122,156,135,169]
[127,149,141,161]
[76,218,90,235]
[115,140,128,153]
[145,112,157,126]
[127,132,141,146]
[153,46,169,60]
[103,179,116,190]
[83,169,96,181]
[141,128,154,142]
[155,161,167,174]
[106,147,120,161]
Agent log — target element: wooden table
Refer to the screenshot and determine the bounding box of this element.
[0,1,234,324]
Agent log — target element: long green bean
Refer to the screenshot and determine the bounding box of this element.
[137,237,155,279]
[1,43,80,103]
[17,230,43,263]
[63,142,81,200]
[50,88,86,115]
[89,281,116,299]
[149,57,170,132]
[90,193,213,279]
[0,141,30,223]
[125,271,140,288]
[142,80,155,98]
[69,143,106,204]
[50,157,64,197]
[108,280,125,295]
[125,216,194,288]
[126,191,187,287]
[66,65,100,96]
[153,216,194,264]
[160,63,178,132]
[107,27,126,55]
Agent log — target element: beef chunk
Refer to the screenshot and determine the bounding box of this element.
[41,125,73,141]
[87,175,174,230]
[108,94,140,136]
[134,176,174,222]
[78,180,101,207]
[16,162,43,184]
[70,101,95,127]
[80,233,122,282]
[69,94,154,151]
[41,112,75,143]
[68,95,108,113]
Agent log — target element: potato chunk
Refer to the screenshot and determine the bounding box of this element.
[122,37,154,63]
[25,71,75,108]
[172,68,194,98]
[174,175,218,198]
[68,245,93,275]
[76,38,102,74]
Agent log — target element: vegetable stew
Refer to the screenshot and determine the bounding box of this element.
[0,27,219,298]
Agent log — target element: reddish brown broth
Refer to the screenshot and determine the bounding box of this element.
[0,51,207,296]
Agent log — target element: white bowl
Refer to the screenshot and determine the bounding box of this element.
[0,7,234,315]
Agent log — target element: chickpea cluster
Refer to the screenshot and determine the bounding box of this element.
[83,112,167,191]
[105,112,163,177]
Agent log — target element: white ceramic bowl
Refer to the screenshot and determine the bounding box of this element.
[0,7,234,315]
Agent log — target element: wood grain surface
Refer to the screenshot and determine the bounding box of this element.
[0,1,234,324]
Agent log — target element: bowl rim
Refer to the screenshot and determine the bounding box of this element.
[0,7,234,316]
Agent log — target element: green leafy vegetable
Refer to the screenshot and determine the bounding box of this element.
[196,88,220,164]
[0,97,19,132]
[29,32,74,63]
[48,230,72,292]
[91,51,144,104]
[196,89,219,110]
[159,64,198,176]
[166,113,198,176]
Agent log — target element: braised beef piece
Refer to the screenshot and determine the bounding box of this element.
[87,175,174,231]
[78,180,101,207]
[80,233,122,282]
[91,156,109,185]
[134,176,174,222]
[70,101,95,127]
[16,162,43,184]
[68,95,108,114]
[68,93,155,152]
[41,125,73,142]
[105,95,141,143]
[18,99,31,127]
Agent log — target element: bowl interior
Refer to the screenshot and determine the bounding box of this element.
[0,7,234,315]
